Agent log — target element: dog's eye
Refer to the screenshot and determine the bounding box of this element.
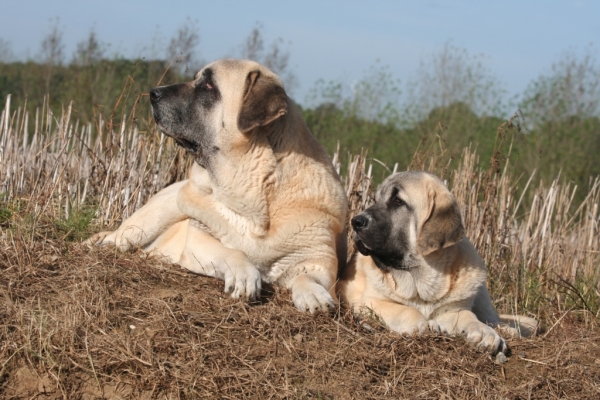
[197,78,214,91]
[394,197,406,207]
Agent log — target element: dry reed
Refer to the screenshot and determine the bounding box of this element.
[1,96,599,313]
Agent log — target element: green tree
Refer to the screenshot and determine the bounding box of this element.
[404,41,507,122]
[38,17,65,94]
[166,18,201,75]
[519,46,600,199]
[73,29,105,66]
[239,22,298,94]
[0,38,13,62]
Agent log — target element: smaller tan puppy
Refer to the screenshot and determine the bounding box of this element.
[337,171,537,355]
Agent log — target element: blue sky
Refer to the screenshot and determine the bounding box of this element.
[0,0,598,106]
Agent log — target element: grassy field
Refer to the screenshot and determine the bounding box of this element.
[1,96,599,398]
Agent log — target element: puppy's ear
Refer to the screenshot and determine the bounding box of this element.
[417,184,465,255]
[237,70,288,133]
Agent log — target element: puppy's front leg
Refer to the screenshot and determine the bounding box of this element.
[433,306,508,354]
[360,299,440,335]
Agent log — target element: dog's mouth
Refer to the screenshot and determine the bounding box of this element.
[173,136,201,154]
[155,123,202,155]
[354,232,412,272]
[354,237,371,256]
[353,233,373,256]
[371,253,412,272]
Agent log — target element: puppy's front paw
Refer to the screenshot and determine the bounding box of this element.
[463,321,508,355]
[395,319,439,335]
[223,263,262,301]
[291,278,335,313]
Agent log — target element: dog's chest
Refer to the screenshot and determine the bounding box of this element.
[384,270,452,318]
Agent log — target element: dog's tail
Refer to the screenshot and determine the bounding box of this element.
[498,314,538,338]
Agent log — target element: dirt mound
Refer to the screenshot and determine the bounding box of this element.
[1,238,599,399]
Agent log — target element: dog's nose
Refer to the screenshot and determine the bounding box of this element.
[351,214,370,232]
[149,88,162,103]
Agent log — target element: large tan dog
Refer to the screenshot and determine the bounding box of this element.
[88,59,347,313]
[337,171,537,354]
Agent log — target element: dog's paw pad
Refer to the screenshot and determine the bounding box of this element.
[427,320,441,333]
[464,323,506,355]
[224,265,262,301]
[292,284,334,314]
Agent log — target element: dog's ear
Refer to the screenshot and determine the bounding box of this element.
[417,183,465,255]
[238,70,288,133]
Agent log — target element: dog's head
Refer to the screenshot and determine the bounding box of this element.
[351,171,465,271]
[150,59,288,169]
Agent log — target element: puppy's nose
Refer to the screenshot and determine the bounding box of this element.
[149,88,162,103]
[351,214,370,232]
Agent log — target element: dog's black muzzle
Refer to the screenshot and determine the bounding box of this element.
[351,212,375,256]
[149,83,188,124]
[351,207,410,271]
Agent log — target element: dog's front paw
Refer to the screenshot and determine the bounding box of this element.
[291,277,335,313]
[463,321,508,355]
[423,319,441,333]
[394,319,439,335]
[223,263,262,301]
[85,231,117,247]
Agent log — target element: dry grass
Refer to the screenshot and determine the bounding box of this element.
[1,97,600,398]
[1,237,599,399]
[0,95,191,227]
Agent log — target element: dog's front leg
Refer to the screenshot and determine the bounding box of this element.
[433,306,508,354]
[86,180,188,250]
[177,175,270,240]
[359,299,440,334]
[179,222,262,301]
[289,272,337,313]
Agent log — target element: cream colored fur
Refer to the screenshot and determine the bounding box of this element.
[87,59,347,313]
[337,171,537,354]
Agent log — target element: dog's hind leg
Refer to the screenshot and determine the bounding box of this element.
[471,285,501,325]
[472,286,538,337]
[497,314,538,338]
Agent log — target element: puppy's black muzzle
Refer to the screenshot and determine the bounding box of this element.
[351,212,374,256]
[351,204,410,271]
[351,213,371,232]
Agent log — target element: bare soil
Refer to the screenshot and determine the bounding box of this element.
[1,238,599,399]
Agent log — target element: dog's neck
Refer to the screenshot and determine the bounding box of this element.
[185,100,341,239]
[382,244,462,304]
[188,148,275,238]
[269,101,334,166]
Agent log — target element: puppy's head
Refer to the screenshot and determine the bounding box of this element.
[150,59,288,169]
[351,171,465,271]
